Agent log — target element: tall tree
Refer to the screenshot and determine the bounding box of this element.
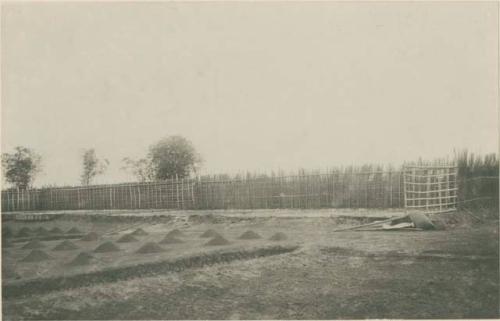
[80,149,109,186]
[149,136,202,180]
[122,136,202,181]
[2,146,42,189]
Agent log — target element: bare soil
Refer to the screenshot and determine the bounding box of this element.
[2,209,498,320]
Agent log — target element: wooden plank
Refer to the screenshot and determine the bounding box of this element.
[333,216,407,232]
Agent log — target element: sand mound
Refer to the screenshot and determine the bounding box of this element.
[269,232,287,241]
[17,227,32,237]
[239,230,262,240]
[117,234,139,243]
[159,235,184,244]
[35,227,50,236]
[131,228,148,236]
[50,227,64,234]
[22,240,46,249]
[93,241,120,253]
[81,232,99,241]
[21,249,52,262]
[53,240,79,251]
[136,242,164,254]
[68,252,95,266]
[67,227,83,234]
[166,229,185,237]
[200,229,220,238]
[205,235,230,246]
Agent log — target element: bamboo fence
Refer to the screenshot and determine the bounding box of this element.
[1,170,404,212]
[2,167,497,212]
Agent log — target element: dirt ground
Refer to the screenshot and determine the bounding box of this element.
[2,209,499,320]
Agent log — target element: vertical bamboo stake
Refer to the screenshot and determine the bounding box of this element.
[454,166,458,209]
[26,189,30,211]
[426,168,431,211]
[137,185,141,209]
[403,166,407,210]
[438,169,443,212]
[191,179,195,209]
[154,183,158,209]
[109,187,113,209]
[447,167,452,210]
[128,185,132,209]
[176,175,180,209]
[247,179,251,209]
[181,178,185,210]
[389,170,393,208]
[365,173,369,208]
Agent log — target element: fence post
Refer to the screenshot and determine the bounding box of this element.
[137,185,141,208]
[191,179,195,209]
[181,178,185,210]
[109,186,113,209]
[402,166,406,209]
[26,189,30,211]
[176,175,180,209]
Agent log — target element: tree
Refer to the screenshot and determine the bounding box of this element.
[149,136,202,180]
[121,157,155,182]
[80,149,109,186]
[122,136,202,181]
[2,146,42,189]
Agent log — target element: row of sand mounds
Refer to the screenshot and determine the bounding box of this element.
[95,241,167,254]
[201,229,286,243]
[12,229,286,266]
[20,249,96,266]
[4,245,299,299]
[2,226,85,239]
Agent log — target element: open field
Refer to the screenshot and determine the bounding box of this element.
[2,209,499,320]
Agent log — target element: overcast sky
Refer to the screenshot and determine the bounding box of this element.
[2,2,498,187]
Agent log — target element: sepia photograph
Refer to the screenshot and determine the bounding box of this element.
[1,1,499,320]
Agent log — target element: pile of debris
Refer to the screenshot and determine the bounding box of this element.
[333,212,437,232]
